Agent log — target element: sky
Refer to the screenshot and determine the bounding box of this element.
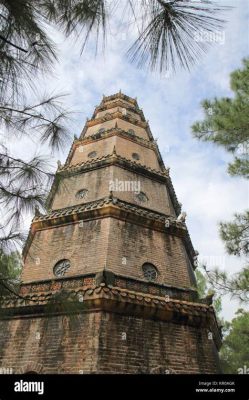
[6,0,249,321]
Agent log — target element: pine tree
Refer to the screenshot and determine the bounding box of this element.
[220,309,249,373]
[192,58,249,179]
[192,59,249,304]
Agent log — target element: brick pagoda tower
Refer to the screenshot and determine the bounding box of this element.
[0,92,222,374]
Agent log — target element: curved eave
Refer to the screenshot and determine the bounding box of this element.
[1,283,222,350]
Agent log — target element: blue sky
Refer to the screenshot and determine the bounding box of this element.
[6,0,249,321]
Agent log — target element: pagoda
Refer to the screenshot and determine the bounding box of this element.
[0,92,222,374]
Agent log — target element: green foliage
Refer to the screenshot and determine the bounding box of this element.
[206,266,249,305]
[220,210,249,257]
[40,0,107,54]
[206,210,249,304]
[220,309,249,373]
[0,0,57,103]
[195,268,222,317]
[193,59,249,305]
[192,58,249,178]
[0,250,22,303]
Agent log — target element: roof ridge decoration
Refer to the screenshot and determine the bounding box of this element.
[59,152,166,177]
[36,196,177,223]
[2,283,210,309]
[77,127,155,148]
[0,282,222,349]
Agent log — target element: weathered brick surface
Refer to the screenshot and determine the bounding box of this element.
[106,219,192,288]
[0,313,100,374]
[22,219,109,283]
[70,135,160,171]
[0,312,220,374]
[2,93,221,374]
[22,217,192,289]
[97,312,220,374]
[51,166,171,215]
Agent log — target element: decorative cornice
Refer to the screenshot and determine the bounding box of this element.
[18,272,198,300]
[35,197,180,226]
[60,153,167,179]
[1,281,222,350]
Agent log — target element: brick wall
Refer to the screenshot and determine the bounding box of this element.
[98,312,220,374]
[70,136,160,171]
[51,166,171,215]
[22,217,192,289]
[0,311,220,374]
[22,219,109,283]
[0,313,100,374]
[106,219,192,289]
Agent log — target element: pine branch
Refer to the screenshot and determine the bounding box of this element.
[0,33,28,52]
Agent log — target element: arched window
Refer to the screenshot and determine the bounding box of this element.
[142,263,158,282]
[135,191,148,203]
[132,152,140,161]
[53,259,70,277]
[88,151,97,158]
[75,189,88,199]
